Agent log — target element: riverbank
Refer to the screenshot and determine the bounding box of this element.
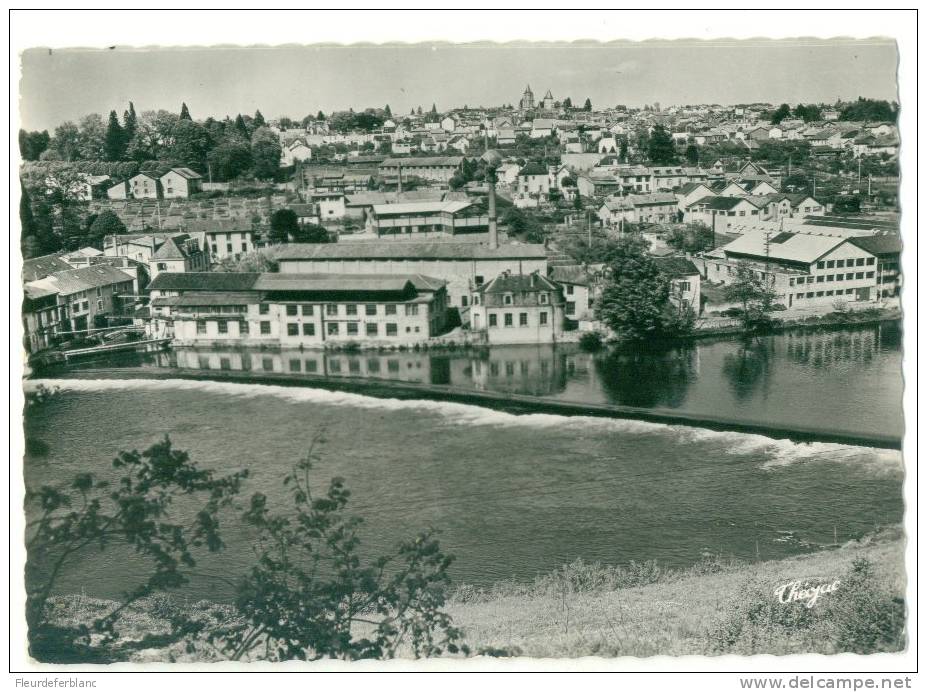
[690,306,902,339]
[40,528,905,662]
[32,365,902,449]
[446,529,905,658]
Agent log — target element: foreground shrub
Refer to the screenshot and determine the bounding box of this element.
[578,331,605,352]
[25,410,248,662]
[452,553,743,604]
[195,434,467,661]
[825,558,905,654]
[707,557,904,655]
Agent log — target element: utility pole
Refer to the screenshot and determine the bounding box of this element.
[812,175,816,198]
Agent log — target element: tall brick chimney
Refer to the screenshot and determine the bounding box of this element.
[481,149,503,250]
[488,179,498,249]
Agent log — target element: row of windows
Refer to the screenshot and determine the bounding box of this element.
[187,305,248,314]
[264,303,418,317]
[197,319,249,335]
[794,289,859,300]
[792,272,874,285]
[198,356,416,375]
[498,293,550,306]
[211,243,249,255]
[487,311,549,327]
[816,258,873,270]
[195,320,420,338]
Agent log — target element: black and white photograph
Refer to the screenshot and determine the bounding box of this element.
[10,9,918,682]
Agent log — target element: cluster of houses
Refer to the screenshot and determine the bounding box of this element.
[22,92,902,358]
[47,166,207,203]
[23,213,900,356]
[264,88,898,173]
[22,250,141,353]
[106,167,204,200]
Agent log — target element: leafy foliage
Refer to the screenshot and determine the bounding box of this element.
[723,264,779,331]
[20,129,51,161]
[685,143,700,165]
[839,97,898,123]
[594,235,696,341]
[87,210,127,247]
[206,138,253,181]
[770,103,791,125]
[291,223,331,244]
[501,207,548,244]
[194,436,467,661]
[269,208,299,243]
[24,418,249,663]
[250,127,282,179]
[664,222,713,254]
[578,331,604,352]
[793,103,822,123]
[710,557,904,656]
[647,124,677,164]
[104,111,126,161]
[168,119,210,171]
[214,250,279,273]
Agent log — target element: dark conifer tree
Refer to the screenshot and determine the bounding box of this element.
[122,102,137,143]
[104,110,126,160]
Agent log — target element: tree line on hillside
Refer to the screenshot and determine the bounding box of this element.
[19,103,283,182]
[768,98,897,125]
[19,180,130,258]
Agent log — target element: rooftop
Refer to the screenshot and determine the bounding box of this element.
[518,162,549,177]
[702,196,763,211]
[848,234,903,256]
[549,265,595,286]
[31,264,134,296]
[721,232,847,264]
[654,256,701,277]
[147,272,262,292]
[371,200,473,216]
[254,273,446,293]
[380,156,465,168]
[22,254,74,282]
[480,271,560,294]
[276,241,549,262]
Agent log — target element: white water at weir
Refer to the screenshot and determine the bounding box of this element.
[26,377,904,473]
[23,373,906,592]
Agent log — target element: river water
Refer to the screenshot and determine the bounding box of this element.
[24,322,904,601]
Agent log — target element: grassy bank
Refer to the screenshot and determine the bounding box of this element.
[39,529,905,662]
[446,529,905,658]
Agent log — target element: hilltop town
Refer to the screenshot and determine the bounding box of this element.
[20,88,901,357]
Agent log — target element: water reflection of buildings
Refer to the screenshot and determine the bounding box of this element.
[784,327,879,369]
[172,344,570,397]
[593,345,700,408]
[454,345,568,396]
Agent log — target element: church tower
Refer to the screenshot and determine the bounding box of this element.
[542,89,554,110]
[519,84,535,110]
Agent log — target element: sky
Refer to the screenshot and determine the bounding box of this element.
[19,39,899,132]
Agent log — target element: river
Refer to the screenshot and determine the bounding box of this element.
[24,322,904,601]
